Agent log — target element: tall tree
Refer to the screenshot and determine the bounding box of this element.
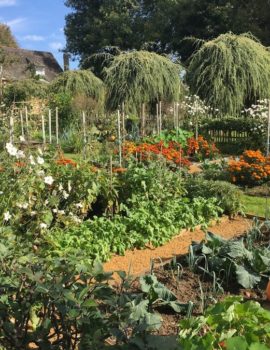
[65,0,141,61]
[0,24,18,48]
[64,0,270,63]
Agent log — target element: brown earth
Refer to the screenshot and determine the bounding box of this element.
[104,216,253,276]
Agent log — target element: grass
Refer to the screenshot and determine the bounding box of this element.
[241,194,270,218]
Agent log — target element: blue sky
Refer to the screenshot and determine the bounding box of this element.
[0,0,78,69]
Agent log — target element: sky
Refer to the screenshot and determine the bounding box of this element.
[0,0,78,69]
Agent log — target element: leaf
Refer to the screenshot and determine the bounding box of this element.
[226,337,248,350]
[222,239,251,259]
[249,343,270,350]
[81,299,97,308]
[235,265,261,288]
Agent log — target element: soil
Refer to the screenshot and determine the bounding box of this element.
[123,223,270,337]
[104,216,253,277]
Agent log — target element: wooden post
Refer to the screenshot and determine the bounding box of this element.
[122,103,125,141]
[267,99,270,156]
[117,110,122,167]
[9,114,14,143]
[20,110,24,138]
[176,102,179,129]
[55,107,59,145]
[25,106,29,138]
[41,114,46,144]
[159,101,162,134]
[195,116,199,141]
[173,102,176,129]
[156,103,159,135]
[48,109,52,144]
[141,103,146,137]
[82,111,87,159]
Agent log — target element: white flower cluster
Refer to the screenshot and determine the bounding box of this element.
[6,143,25,159]
[181,95,216,120]
[243,99,269,120]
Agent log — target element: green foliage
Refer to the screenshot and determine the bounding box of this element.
[179,297,270,350]
[200,116,266,153]
[0,235,183,350]
[191,230,270,289]
[49,70,105,108]
[150,128,193,148]
[64,0,270,65]
[47,163,222,262]
[3,79,48,107]
[184,178,243,216]
[187,33,270,115]
[0,24,18,48]
[104,51,182,111]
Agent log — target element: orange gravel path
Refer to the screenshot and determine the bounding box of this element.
[103,216,253,276]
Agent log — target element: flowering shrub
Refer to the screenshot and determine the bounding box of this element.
[229,150,270,185]
[123,141,191,166]
[0,144,116,233]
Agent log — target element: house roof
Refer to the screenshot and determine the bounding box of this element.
[0,46,63,82]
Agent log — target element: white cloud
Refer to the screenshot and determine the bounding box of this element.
[0,0,16,7]
[49,42,64,51]
[6,17,26,31]
[22,35,45,42]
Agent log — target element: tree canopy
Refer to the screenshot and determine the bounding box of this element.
[187,33,270,115]
[104,51,182,111]
[64,0,270,63]
[0,24,18,48]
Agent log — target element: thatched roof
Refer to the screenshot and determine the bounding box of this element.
[0,46,63,82]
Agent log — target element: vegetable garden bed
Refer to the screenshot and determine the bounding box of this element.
[104,216,252,276]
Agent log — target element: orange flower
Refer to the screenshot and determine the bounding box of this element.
[56,158,77,167]
[15,161,26,167]
[112,167,127,173]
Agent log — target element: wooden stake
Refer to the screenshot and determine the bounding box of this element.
[55,107,59,145]
[82,111,87,159]
[41,114,46,144]
[9,114,14,143]
[122,103,125,141]
[141,103,146,137]
[159,101,162,134]
[20,110,24,138]
[48,109,52,144]
[267,99,270,156]
[25,106,29,138]
[156,103,159,135]
[117,110,122,167]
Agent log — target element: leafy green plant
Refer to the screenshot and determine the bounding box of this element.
[150,128,193,148]
[179,297,270,350]
[185,177,243,216]
[191,231,270,289]
[0,235,182,350]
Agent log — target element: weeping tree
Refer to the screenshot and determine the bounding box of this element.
[49,70,105,127]
[50,70,105,104]
[104,51,183,112]
[187,33,270,115]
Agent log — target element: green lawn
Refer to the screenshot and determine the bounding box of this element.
[241,194,270,218]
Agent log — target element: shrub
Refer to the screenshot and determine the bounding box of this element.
[184,178,243,216]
